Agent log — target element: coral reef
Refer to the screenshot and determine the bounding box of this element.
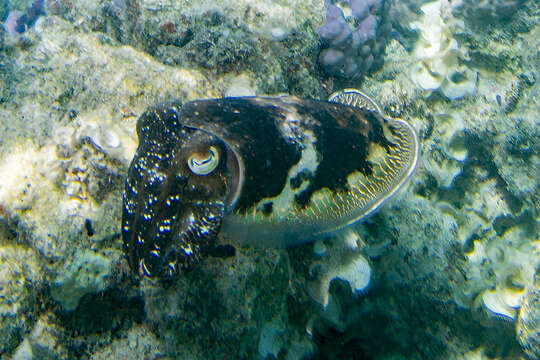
[0,6,216,319]
[89,324,166,360]
[409,0,477,100]
[518,270,540,360]
[50,249,115,311]
[306,230,371,307]
[0,0,538,358]
[452,0,527,23]
[317,0,391,79]
[10,313,68,359]
[45,0,326,98]
[0,244,42,354]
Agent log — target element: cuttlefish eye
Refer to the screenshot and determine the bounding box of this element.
[187,146,220,175]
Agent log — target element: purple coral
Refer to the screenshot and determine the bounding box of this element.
[317,0,391,80]
[3,0,45,36]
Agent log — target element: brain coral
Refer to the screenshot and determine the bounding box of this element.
[317,0,391,79]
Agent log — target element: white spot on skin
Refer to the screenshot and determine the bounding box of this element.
[168,262,176,275]
[199,225,210,235]
[159,225,170,233]
[182,243,193,256]
[139,259,151,277]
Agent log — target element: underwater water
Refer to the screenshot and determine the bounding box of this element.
[0,0,538,359]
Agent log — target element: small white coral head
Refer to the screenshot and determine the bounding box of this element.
[481,288,523,320]
[312,255,372,308]
[421,0,442,16]
[411,63,443,90]
[410,1,450,60]
[441,68,478,100]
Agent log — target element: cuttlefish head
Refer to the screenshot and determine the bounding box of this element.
[121,103,240,278]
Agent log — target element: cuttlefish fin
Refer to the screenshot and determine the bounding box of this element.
[328,88,383,115]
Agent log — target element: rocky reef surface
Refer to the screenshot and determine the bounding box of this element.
[0,0,538,359]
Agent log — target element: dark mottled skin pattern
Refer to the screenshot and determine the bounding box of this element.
[179,98,392,211]
[122,97,394,278]
[294,107,390,208]
[122,102,229,278]
[179,99,302,212]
